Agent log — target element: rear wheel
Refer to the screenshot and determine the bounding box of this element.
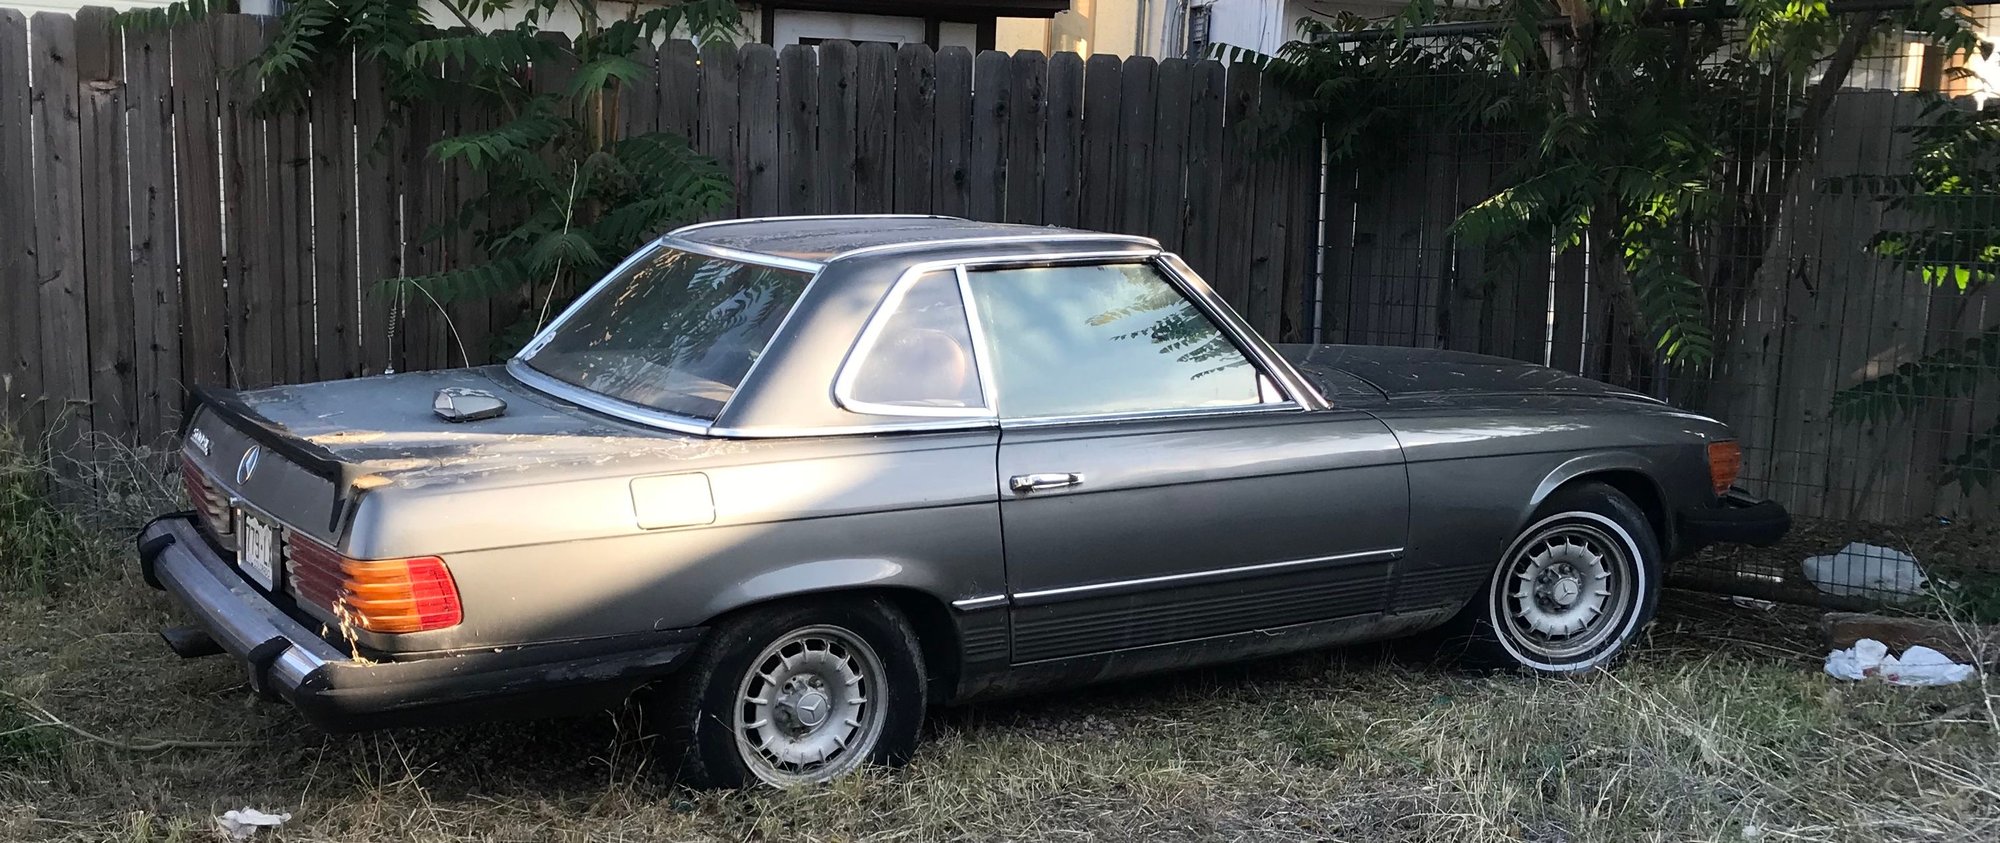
[1447,482,1661,674]
[657,598,926,788]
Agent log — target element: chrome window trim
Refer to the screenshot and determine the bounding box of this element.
[709,418,998,438]
[830,267,993,419]
[668,214,965,238]
[1152,253,1330,410]
[516,238,667,360]
[828,232,1161,263]
[1010,547,1405,605]
[506,358,716,436]
[998,402,1304,430]
[657,236,825,274]
[956,265,1002,414]
[956,255,1313,428]
[1257,373,1286,404]
[831,250,1164,425]
[511,238,823,431]
[507,233,1324,439]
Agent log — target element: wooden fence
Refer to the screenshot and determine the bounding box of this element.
[0,8,1319,453]
[1314,91,2000,522]
[6,8,1991,523]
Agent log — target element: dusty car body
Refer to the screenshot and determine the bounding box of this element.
[139,215,1788,786]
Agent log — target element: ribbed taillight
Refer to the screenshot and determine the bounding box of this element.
[179,456,233,541]
[287,530,463,634]
[285,531,345,616]
[337,557,462,633]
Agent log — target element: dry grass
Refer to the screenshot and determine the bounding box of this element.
[1,440,1996,842]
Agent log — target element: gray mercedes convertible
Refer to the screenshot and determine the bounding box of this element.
[139,215,1787,787]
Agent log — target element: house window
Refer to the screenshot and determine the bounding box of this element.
[761,6,993,52]
[1185,4,1212,59]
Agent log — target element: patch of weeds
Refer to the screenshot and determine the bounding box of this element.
[0,430,90,600]
[1934,567,2000,625]
[0,695,61,768]
[1277,717,1362,770]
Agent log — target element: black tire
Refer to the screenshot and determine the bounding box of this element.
[1440,482,1662,675]
[655,597,926,788]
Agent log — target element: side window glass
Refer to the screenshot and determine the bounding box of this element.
[845,271,985,412]
[965,262,1260,419]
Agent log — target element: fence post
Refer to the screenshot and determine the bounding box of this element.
[29,12,91,451]
[0,9,42,444]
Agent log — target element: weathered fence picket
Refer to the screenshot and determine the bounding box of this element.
[0,9,1319,455]
[3,8,1978,522]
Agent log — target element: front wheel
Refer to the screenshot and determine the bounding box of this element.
[1448,482,1662,674]
[655,598,926,788]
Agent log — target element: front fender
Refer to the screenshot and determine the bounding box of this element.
[1526,451,1665,521]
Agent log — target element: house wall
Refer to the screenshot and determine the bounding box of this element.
[1200,0,1399,56]
[0,0,171,13]
[990,0,1153,58]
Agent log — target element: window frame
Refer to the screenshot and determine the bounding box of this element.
[833,252,1305,428]
[510,236,825,436]
[831,266,995,418]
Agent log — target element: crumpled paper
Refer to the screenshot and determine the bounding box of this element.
[1825,637,1976,686]
[216,808,290,840]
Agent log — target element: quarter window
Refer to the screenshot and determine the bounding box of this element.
[965,262,1260,419]
[845,271,985,412]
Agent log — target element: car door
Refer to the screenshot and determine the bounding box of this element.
[962,259,1410,664]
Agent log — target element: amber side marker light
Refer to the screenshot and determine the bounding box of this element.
[1708,440,1743,495]
[338,556,463,633]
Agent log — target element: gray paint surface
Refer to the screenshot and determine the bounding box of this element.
[174,216,1742,700]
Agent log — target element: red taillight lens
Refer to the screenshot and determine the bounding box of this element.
[180,457,232,536]
[336,556,462,633]
[1708,441,1742,495]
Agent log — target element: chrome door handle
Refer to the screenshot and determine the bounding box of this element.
[1009,472,1083,494]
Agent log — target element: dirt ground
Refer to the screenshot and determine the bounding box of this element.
[1676,514,2000,617]
[2,520,1996,842]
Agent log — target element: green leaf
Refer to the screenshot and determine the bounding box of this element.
[565,54,647,99]
[1831,327,2000,423]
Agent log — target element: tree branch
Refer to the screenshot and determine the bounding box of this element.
[0,692,259,752]
[436,0,486,35]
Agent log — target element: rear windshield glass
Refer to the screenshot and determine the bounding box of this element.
[520,245,813,420]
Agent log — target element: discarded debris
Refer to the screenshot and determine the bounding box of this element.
[1824,638,1976,686]
[216,808,290,840]
[1821,611,2000,667]
[1802,543,1933,600]
[1729,595,1777,612]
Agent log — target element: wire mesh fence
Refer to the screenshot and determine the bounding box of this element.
[1306,17,1999,607]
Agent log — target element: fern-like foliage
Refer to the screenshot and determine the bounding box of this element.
[1942,420,2000,491]
[1831,327,2000,424]
[1825,95,2000,490]
[1261,0,1987,377]
[124,0,742,360]
[1833,97,2000,290]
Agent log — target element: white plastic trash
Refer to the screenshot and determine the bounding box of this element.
[1824,637,1976,686]
[1802,543,1931,600]
[216,808,290,840]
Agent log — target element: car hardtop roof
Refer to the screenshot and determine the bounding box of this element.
[666,215,1160,266]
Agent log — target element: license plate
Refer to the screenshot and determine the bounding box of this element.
[238,513,282,591]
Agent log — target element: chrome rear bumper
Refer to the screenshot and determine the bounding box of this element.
[137,514,702,731]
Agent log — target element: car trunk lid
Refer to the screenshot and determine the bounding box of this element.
[180,366,726,543]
